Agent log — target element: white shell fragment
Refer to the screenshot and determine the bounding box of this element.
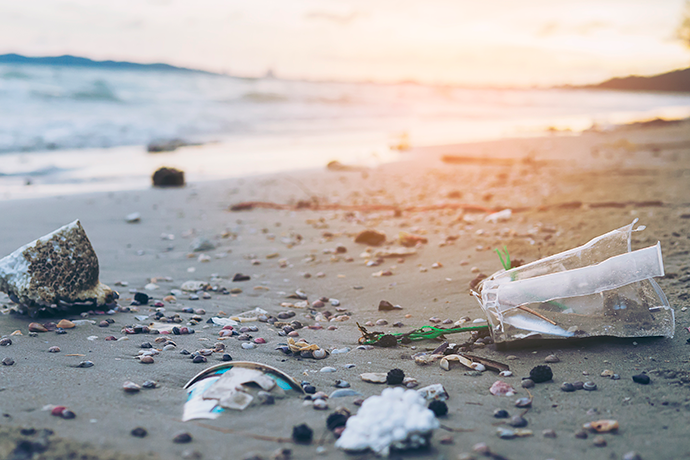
[335,387,439,456]
[416,384,449,401]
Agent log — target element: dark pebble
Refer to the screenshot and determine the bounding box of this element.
[375,334,398,348]
[515,398,532,408]
[572,381,585,390]
[632,374,651,385]
[192,355,207,364]
[233,273,251,282]
[0,338,11,346]
[2,357,14,366]
[493,409,509,419]
[55,328,67,335]
[508,416,527,427]
[180,349,191,355]
[172,432,193,443]
[76,361,94,368]
[574,430,588,439]
[428,400,448,417]
[386,368,405,385]
[326,412,349,431]
[141,342,153,349]
[560,382,576,392]
[292,424,313,444]
[303,385,316,394]
[221,354,233,362]
[60,410,76,419]
[131,427,148,437]
[142,380,157,389]
[529,365,553,383]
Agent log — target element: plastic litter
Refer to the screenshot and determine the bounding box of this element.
[475,220,674,345]
[335,387,439,456]
[182,362,304,421]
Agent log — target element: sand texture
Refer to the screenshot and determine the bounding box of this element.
[1,121,690,460]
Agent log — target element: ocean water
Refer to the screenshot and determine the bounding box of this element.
[2,63,690,198]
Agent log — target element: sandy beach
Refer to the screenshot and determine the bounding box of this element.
[1,119,690,460]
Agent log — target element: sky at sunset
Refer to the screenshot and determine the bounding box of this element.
[1,0,689,87]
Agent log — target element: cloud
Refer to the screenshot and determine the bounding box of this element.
[305,9,360,25]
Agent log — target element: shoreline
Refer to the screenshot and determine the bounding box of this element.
[1,120,690,460]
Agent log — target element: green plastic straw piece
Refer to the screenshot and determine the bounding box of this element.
[363,324,490,345]
[495,245,511,270]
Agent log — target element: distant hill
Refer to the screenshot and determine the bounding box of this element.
[0,53,216,75]
[583,67,690,92]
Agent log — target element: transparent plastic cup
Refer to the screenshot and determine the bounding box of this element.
[477,220,674,345]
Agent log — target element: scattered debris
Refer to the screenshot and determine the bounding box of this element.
[152,167,185,187]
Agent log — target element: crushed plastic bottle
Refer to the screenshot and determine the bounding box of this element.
[475,220,674,346]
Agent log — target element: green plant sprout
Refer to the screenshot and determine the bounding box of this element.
[495,245,511,270]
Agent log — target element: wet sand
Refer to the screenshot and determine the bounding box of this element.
[1,120,690,460]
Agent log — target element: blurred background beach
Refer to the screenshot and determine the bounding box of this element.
[1,0,690,198]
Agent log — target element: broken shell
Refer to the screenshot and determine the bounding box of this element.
[0,220,117,315]
[123,381,141,392]
[489,380,515,396]
[360,373,388,384]
[588,420,619,433]
[28,322,48,332]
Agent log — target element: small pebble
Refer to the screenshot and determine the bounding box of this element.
[632,374,651,385]
[61,410,76,419]
[593,435,607,447]
[508,416,527,427]
[386,368,405,385]
[542,429,557,438]
[428,400,448,417]
[574,430,588,439]
[142,380,158,389]
[529,365,553,383]
[320,367,336,373]
[192,355,207,363]
[493,409,509,419]
[254,338,266,344]
[2,357,15,366]
[334,380,350,388]
[221,354,232,361]
[560,382,576,392]
[544,354,560,363]
[140,356,154,364]
[77,361,94,368]
[292,424,313,444]
[0,338,11,346]
[48,346,61,353]
[572,381,584,390]
[303,385,316,394]
[623,452,642,460]
[521,379,535,389]
[123,381,141,392]
[131,427,147,438]
[313,399,328,410]
[173,432,193,443]
[241,343,256,350]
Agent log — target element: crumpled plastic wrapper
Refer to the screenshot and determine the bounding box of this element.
[476,220,674,345]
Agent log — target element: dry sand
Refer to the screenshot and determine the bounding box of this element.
[1,120,690,460]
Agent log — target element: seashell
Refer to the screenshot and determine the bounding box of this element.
[0,220,117,316]
[499,370,513,377]
[588,419,619,433]
[56,319,75,329]
[439,357,450,371]
[330,389,363,398]
[471,363,486,372]
[489,380,515,396]
[28,322,48,332]
[313,349,327,359]
[181,280,209,292]
[417,384,449,401]
[583,381,597,391]
[514,397,532,408]
[600,369,614,378]
[360,373,388,384]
